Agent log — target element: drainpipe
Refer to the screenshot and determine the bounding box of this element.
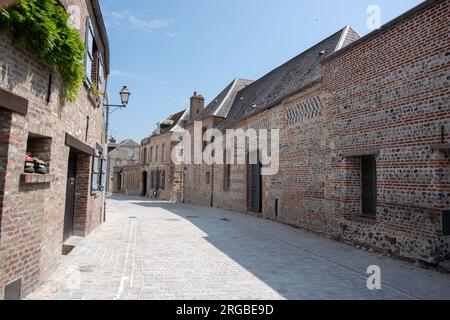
[211,163,214,207]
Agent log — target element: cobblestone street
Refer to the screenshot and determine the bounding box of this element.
[28,196,450,300]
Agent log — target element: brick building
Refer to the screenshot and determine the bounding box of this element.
[184,27,359,214]
[322,0,450,263]
[0,0,109,299]
[119,110,187,201]
[106,138,140,193]
[183,78,253,206]
[182,0,450,265]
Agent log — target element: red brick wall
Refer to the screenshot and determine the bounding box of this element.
[322,0,450,263]
[184,117,225,207]
[0,0,107,298]
[118,132,175,200]
[182,1,450,264]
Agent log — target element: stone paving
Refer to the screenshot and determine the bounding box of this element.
[28,195,450,300]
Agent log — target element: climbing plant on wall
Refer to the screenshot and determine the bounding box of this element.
[0,0,86,102]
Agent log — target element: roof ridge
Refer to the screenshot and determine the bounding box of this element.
[334,25,351,52]
[235,27,346,97]
[213,78,240,117]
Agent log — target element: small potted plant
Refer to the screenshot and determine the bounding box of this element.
[24,154,35,174]
[33,157,47,174]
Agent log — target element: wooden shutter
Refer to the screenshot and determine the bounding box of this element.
[100,157,106,191]
[91,150,99,193]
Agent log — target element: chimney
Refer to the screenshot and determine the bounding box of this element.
[109,136,116,144]
[190,91,204,121]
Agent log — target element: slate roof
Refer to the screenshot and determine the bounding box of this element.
[150,109,186,136]
[171,108,191,132]
[187,78,253,125]
[218,26,360,130]
[117,139,139,147]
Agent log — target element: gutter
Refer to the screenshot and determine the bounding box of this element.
[91,0,110,74]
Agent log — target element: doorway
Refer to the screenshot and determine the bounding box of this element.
[142,171,148,197]
[63,150,77,242]
[249,159,262,213]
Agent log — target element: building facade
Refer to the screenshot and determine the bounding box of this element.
[119,110,187,201]
[322,0,450,263]
[183,79,253,207]
[0,0,109,299]
[181,0,450,265]
[110,0,449,266]
[106,138,140,193]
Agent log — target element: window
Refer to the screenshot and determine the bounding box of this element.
[85,18,95,84]
[161,170,165,190]
[24,134,52,175]
[149,147,153,163]
[91,149,106,194]
[162,144,165,162]
[155,170,160,190]
[202,128,207,151]
[155,146,159,163]
[91,150,99,193]
[150,171,155,189]
[128,148,134,158]
[98,55,105,92]
[143,147,148,164]
[224,164,231,191]
[361,155,377,219]
[206,172,211,184]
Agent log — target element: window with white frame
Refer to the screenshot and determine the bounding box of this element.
[85,18,95,84]
[91,149,106,194]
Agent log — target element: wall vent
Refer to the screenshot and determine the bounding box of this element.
[443,210,450,236]
[4,278,22,300]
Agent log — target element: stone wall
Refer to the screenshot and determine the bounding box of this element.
[322,0,450,263]
[207,84,330,228]
[107,143,139,194]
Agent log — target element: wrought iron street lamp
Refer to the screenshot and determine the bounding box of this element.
[105,85,131,143]
[103,86,131,201]
[119,86,131,106]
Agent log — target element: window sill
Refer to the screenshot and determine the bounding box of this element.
[20,173,55,185]
[360,215,377,222]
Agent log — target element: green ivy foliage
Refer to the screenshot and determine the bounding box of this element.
[0,0,87,102]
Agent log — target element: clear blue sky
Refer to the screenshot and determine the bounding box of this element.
[100,0,424,143]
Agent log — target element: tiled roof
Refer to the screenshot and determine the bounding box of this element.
[218,26,359,130]
[194,78,253,122]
